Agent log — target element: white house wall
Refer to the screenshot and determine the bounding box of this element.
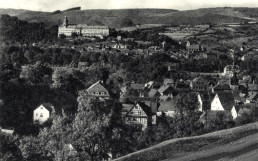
[231,106,238,119]
[33,105,50,124]
[211,94,224,111]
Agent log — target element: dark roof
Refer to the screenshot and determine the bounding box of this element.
[40,103,54,112]
[132,101,158,116]
[158,85,173,93]
[216,92,235,110]
[213,84,232,91]
[143,101,158,113]
[233,91,242,101]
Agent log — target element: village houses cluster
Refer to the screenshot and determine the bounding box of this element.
[32,62,258,131]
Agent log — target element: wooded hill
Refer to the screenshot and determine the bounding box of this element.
[0,7,258,28]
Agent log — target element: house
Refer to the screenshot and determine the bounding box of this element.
[33,103,55,124]
[86,81,110,99]
[231,105,252,119]
[186,41,202,52]
[125,101,157,130]
[210,92,235,111]
[163,78,176,87]
[222,65,239,78]
[197,92,211,112]
[190,77,209,91]
[157,97,179,117]
[158,85,174,97]
[129,83,145,97]
[199,110,232,124]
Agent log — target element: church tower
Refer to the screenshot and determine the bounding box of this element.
[63,16,68,27]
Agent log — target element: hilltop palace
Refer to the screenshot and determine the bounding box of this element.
[58,16,109,37]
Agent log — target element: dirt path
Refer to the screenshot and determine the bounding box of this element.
[163,133,258,161]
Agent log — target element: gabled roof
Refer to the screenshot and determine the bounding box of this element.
[191,77,208,84]
[37,103,54,112]
[87,81,109,93]
[158,85,173,93]
[216,92,235,110]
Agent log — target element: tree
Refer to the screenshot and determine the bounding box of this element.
[19,112,74,161]
[177,92,199,114]
[0,132,22,161]
[26,61,53,85]
[71,91,120,161]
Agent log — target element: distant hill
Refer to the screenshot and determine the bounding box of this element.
[0,7,258,28]
[0,8,29,16]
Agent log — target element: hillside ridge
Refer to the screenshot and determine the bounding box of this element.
[1,7,258,28]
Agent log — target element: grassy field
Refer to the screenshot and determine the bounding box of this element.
[114,122,258,161]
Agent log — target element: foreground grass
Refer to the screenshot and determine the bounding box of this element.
[114,122,258,161]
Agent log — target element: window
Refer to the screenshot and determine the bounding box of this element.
[40,113,43,117]
[36,113,38,116]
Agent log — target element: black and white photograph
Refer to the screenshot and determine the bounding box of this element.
[0,0,258,160]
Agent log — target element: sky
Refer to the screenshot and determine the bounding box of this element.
[1,0,258,12]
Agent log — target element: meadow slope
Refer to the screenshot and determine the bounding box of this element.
[114,122,258,161]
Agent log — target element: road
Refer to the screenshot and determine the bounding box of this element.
[163,133,258,161]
